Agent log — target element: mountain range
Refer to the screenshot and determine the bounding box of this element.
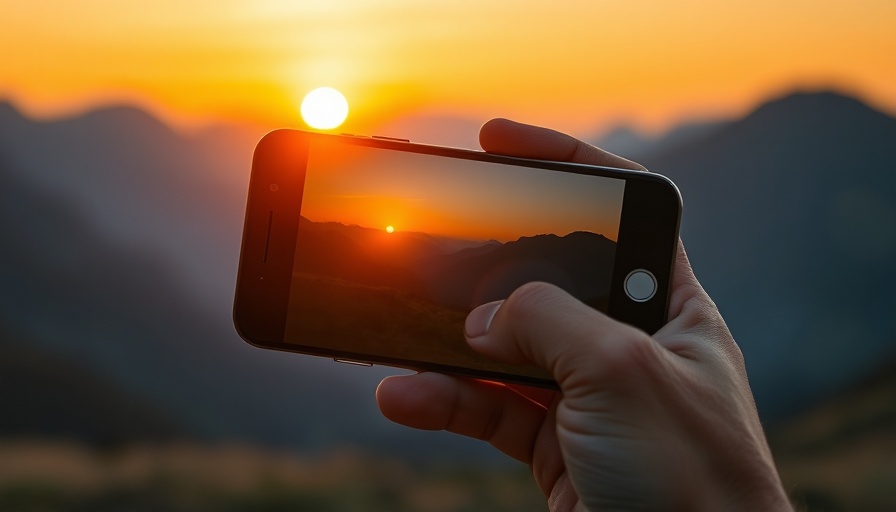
[1,90,895,457]
[620,91,896,418]
[295,217,615,310]
[0,103,487,460]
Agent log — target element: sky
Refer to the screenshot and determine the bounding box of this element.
[2,0,895,138]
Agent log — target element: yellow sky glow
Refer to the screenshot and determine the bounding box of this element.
[2,0,894,138]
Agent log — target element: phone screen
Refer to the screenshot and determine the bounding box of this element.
[282,138,626,380]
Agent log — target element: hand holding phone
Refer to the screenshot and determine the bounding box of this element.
[375,118,793,512]
[233,124,681,386]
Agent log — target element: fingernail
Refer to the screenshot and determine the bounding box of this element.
[464,301,503,339]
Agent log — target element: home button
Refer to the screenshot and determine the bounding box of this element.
[624,269,657,302]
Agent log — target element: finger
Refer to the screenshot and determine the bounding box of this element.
[464,282,658,396]
[479,118,646,171]
[376,372,549,463]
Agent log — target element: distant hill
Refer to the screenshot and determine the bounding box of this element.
[0,102,261,302]
[0,149,359,448]
[0,326,188,446]
[0,106,493,460]
[295,218,616,310]
[300,217,490,260]
[593,119,728,160]
[1,89,894,458]
[629,90,896,420]
[295,219,430,295]
[421,231,616,309]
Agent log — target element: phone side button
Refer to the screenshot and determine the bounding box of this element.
[334,358,373,367]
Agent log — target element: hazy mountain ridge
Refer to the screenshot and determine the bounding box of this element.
[300,217,490,257]
[0,101,255,303]
[1,89,894,456]
[0,326,188,445]
[0,108,492,459]
[637,90,896,419]
[295,219,430,295]
[295,218,615,310]
[421,231,615,309]
[0,150,336,447]
[594,118,729,159]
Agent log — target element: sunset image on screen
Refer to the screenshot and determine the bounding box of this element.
[284,140,624,377]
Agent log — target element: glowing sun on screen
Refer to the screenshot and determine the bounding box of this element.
[385,225,395,234]
[300,87,349,130]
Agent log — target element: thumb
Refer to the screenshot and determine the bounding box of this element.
[465,282,658,394]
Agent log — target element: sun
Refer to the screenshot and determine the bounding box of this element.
[300,87,349,130]
[385,225,395,234]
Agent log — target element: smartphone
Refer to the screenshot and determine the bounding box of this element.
[233,129,681,387]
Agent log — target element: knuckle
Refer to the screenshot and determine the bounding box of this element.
[602,330,661,374]
[503,281,565,316]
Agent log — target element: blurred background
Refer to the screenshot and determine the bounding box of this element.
[2,1,895,510]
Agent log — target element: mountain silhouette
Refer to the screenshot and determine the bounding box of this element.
[631,90,896,420]
[0,107,493,459]
[0,326,188,446]
[0,150,360,447]
[419,231,615,309]
[299,218,480,266]
[1,89,894,457]
[0,102,256,301]
[296,218,429,295]
[295,218,616,311]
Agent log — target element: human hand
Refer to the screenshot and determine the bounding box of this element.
[376,119,792,511]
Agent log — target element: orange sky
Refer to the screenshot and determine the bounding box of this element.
[301,137,625,242]
[2,0,895,139]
